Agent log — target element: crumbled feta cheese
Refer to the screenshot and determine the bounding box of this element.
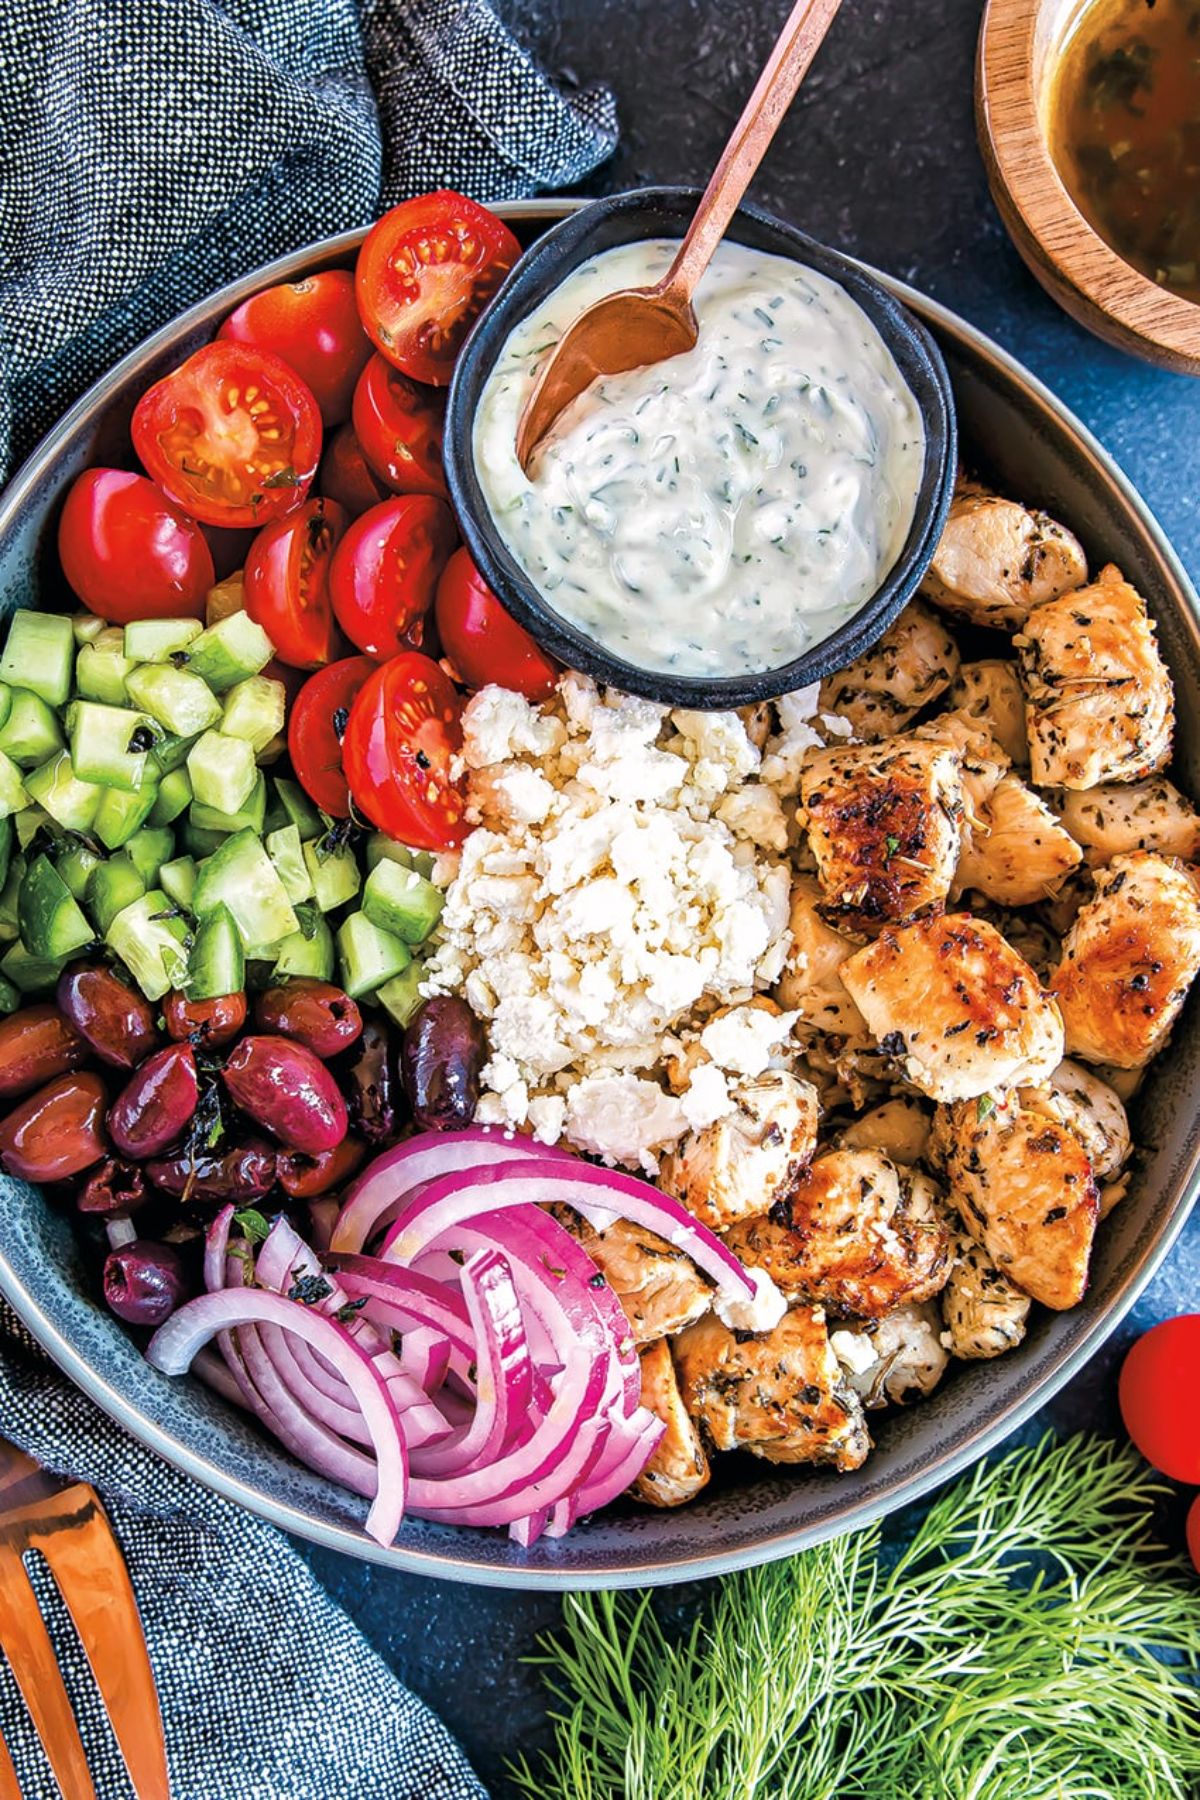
[564,1073,689,1173]
[829,1328,879,1376]
[713,1267,788,1334]
[699,1004,800,1076]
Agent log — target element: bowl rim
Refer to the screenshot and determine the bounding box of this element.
[0,198,1198,1589]
[442,186,957,709]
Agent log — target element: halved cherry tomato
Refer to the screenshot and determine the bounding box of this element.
[352,354,448,498]
[58,469,213,622]
[132,343,322,529]
[288,656,374,818]
[355,191,521,386]
[343,652,466,849]
[328,495,457,660]
[1119,1315,1200,1483]
[435,547,558,700]
[318,423,390,518]
[218,270,372,427]
[243,498,348,669]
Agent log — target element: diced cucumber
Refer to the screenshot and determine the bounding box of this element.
[264,824,313,904]
[362,858,443,945]
[189,771,267,837]
[68,702,160,793]
[0,854,24,930]
[0,611,74,706]
[125,665,222,739]
[192,828,298,951]
[376,960,426,1029]
[336,911,410,1000]
[364,833,436,879]
[24,752,102,832]
[125,827,174,890]
[72,613,106,646]
[221,675,286,755]
[150,733,199,777]
[205,571,245,626]
[0,816,11,895]
[159,855,197,912]
[187,902,245,999]
[1,939,66,995]
[75,629,134,705]
[18,854,95,961]
[0,687,11,733]
[186,730,256,815]
[0,691,64,769]
[256,733,287,766]
[14,807,48,851]
[105,890,189,1002]
[273,908,334,981]
[273,776,324,841]
[123,617,203,664]
[302,838,361,913]
[55,840,102,903]
[0,975,19,1014]
[181,820,226,860]
[0,751,29,818]
[186,612,274,692]
[94,783,159,851]
[86,854,147,934]
[148,767,192,828]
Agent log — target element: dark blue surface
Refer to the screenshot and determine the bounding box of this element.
[299,4,1200,1790]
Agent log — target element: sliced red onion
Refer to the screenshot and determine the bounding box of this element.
[409,1250,532,1479]
[508,1508,550,1548]
[546,1409,665,1537]
[192,1346,249,1411]
[325,1254,474,1350]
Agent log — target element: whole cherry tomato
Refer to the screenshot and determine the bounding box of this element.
[328,495,456,660]
[132,343,322,529]
[1118,1315,1200,1483]
[218,270,372,427]
[288,656,374,818]
[355,191,520,386]
[435,547,558,700]
[243,497,348,669]
[318,423,390,518]
[1188,1494,1200,1576]
[342,652,466,849]
[58,469,213,622]
[351,354,447,498]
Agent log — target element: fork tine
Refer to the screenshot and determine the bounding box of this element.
[0,1540,96,1800]
[0,1726,25,1800]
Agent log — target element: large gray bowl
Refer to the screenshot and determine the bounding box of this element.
[0,201,1197,1589]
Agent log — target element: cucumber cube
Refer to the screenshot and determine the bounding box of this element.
[24,752,102,832]
[189,771,267,837]
[0,687,11,733]
[302,839,361,912]
[159,855,197,913]
[192,828,298,952]
[273,776,324,841]
[186,612,274,692]
[186,730,257,815]
[0,691,64,768]
[125,827,174,889]
[68,701,160,793]
[187,902,245,999]
[265,823,313,904]
[147,767,192,828]
[14,807,48,851]
[273,910,334,981]
[376,961,426,1029]
[125,665,222,738]
[0,611,74,706]
[0,854,24,932]
[0,751,29,818]
[1,939,67,995]
[75,629,134,706]
[123,617,203,663]
[55,841,103,903]
[150,732,199,777]
[182,821,226,860]
[221,675,286,755]
[93,784,159,851]
[255,734,287,767]
[205,572,245,626]
[72,613,107,646]
[86,854,146,934]
[362,858,443,945]
[0,816,12,894]
[0,976,19,1014]
[336,911,410,1000]
[105,890,189,1002]
[364,833,435,879]
[18,854,95,960]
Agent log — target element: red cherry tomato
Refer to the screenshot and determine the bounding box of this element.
[435,547,558,700]
[318,423,390,519]
[243,498,348,669]
[288,656,374,818]
[1188,1494,1200,1575]
[355,191,521,386]
[58,469,213,623]
[343,652,466,849]
[132,342,322,529]
[218,270,372,427]
[1118,1315,1200,1482]
[351,354,447,498]
[328,495,457,661]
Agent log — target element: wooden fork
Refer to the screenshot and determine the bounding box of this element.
[0,1438,169,1799]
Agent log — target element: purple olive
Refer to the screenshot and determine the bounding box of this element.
[335,1019,402,1147]
[146,1139,277,1204]
[222,1036,347,1155]
[400,996,484,1132]
[77,1157,147,1219]
[108,1044,199,1160]
[254,980,362,1058]
[0,1073,108,1182]
[0,1005,88,1099]
[56,965,159,1070]
[103,1240,188,1326]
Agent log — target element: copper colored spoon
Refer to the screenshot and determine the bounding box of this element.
[515,0,843,471]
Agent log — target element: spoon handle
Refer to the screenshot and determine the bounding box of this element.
[663,0,843,300]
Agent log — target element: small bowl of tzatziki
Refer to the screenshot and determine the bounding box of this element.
[444,188,956,708]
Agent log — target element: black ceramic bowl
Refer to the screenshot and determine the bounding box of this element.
[443,186,957,709]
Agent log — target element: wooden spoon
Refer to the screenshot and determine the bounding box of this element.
[515,0,843,471]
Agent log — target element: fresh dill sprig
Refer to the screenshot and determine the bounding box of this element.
[511,1435,1200,1800]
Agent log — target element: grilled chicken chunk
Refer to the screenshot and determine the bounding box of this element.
[674,1306,870,1470]
[840,913,1065,1102]
[558,1210,712,1344]
[1017,566,1174,788]
[801,738,964,935]
[948,659,1030,767]
[775,876,872,1041]
[835,1095,932,1165]
[818,601,960,741]
[930,1089,1099,1309]
[1047,1057,1132,1179]
[940,1233,1032,1359]
[1053,777,1200,867]
[954,771,1083,907]
[921,492,1088,630]
[631,1339,710,1508]
[723,1150,952,1318]
[1050,851,1200,1068]
[658,1070,820,1231]
[831,1302,950,1406]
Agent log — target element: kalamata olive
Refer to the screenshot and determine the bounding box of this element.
[103,1240,188,1327]
[56,965,159,1070]
[222,1036,347,1155]
[77,1157,146,1218]
[108,1044,199,1160]
[400,996,484,1132]
[0,1072,108,1182]
[254,980,362,1058]
[0,1004,88,1098]
[163,989,247,1048]
[277,1135,366,1199]
[335,1019,402,1146]
[146,1138,276,1203]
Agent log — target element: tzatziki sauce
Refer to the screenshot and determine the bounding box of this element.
[473,238,926,679]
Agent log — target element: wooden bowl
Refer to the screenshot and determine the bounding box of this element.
[976,0,1200,374]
